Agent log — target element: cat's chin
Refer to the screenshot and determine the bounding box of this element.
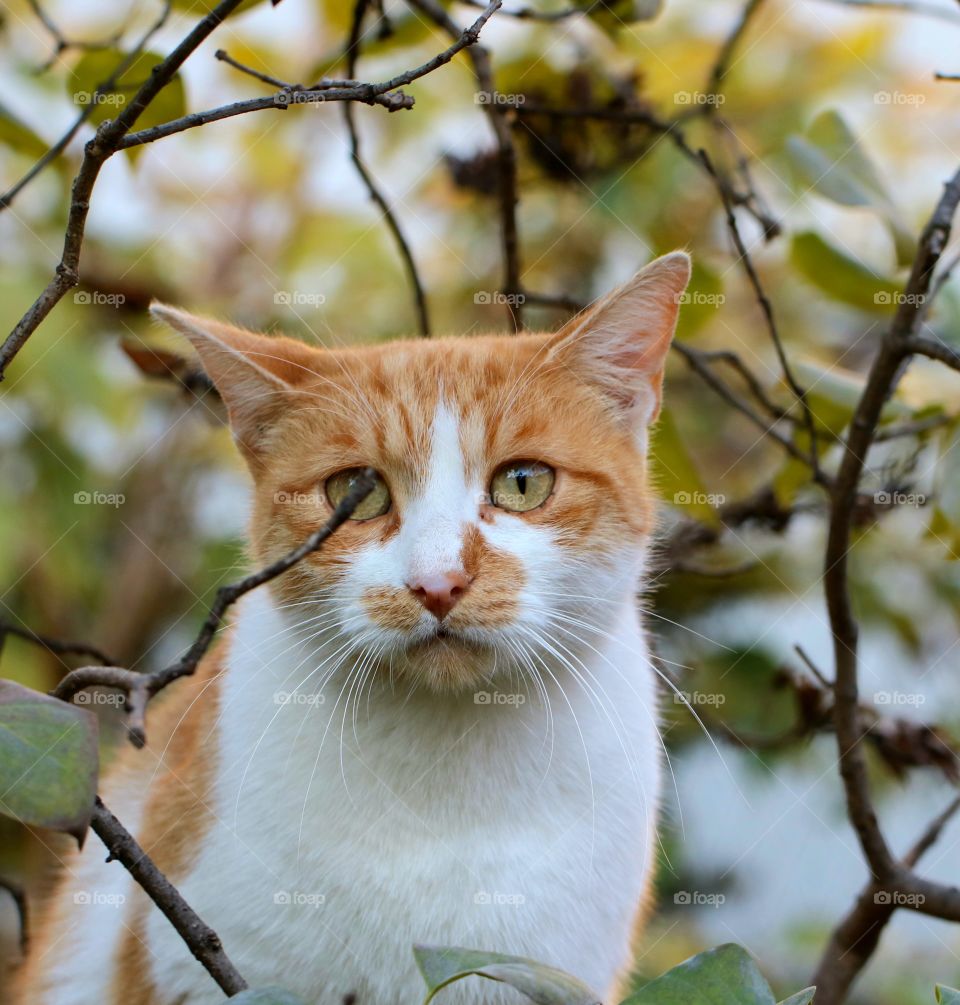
[395,631,497,695]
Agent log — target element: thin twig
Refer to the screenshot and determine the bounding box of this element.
[54,470,377,745]
[704,0,768,103]
[696,147,824,482]
[907,333,960,371]
[90,797,248,995]
[342,0,431,336]
[407,0,522,330]
[814,166,960,1004]
[0,0,249,379]
[214,47,290,88]
[0,621,114,667]
[0,1,173,211]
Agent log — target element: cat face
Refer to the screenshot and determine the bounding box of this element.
[153,252,690,693]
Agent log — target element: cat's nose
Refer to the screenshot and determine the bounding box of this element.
[407,571,471,621]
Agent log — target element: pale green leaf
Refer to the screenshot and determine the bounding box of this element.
[0,679,98,843]
[620,944,776,1005]
[936,987,960,1004]
[66,49,186,162]
[651,406,719,524]
[790,231,900,313]
[414,945,601,1005]
[777,989,816,1005]
[786,110,914,265]
[0,103,48,159]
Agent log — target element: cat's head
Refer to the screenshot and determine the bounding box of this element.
[152,252,690,693]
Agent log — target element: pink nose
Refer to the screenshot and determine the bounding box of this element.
[408,571,471,621]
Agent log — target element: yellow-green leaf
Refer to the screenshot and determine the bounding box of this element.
[414,945,601,1005]
[790,231,900,313]
[0,680,99,844]
[66,49,186,137]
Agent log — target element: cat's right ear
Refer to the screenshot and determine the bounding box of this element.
[150,303,319,465]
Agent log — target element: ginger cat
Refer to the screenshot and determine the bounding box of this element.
[17,252,690,1004]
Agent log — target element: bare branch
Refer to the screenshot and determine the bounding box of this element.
[52,470,377,745]
[0,621,114,668]
[90,797,248,995]
[703,0,769,104]
[696,147,823,481]
[0,1,173,211]
[0,0,250,380]
[813,166,960,1002]
[407,0,522,330]
[341,0,431,337]
[906,333,960,371]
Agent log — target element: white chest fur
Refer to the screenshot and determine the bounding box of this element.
[142,589,662,1004]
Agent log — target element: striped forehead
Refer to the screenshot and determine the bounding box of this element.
[339,339,547,494]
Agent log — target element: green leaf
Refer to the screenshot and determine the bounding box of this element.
[228,990,308,1004]
[777,990,816,1005]
[936,987,960,1004]
[587,0,664,32]
[0,680,98,844]
[414,945,601,1005]
[0,103,48,159]
[790,231,900,313]
[66,49,186,162]
[786,110,914,265]
[651,406,719,524]
[620,944,776,1005]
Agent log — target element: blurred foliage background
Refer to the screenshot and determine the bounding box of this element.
[1,0,960,1001]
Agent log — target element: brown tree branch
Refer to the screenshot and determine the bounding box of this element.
[0,1,173,211]
[814,165,960,1004]
[342,0,431,337]
[407,0,522,330]
[0,0,250,381]
[51,470,376,746]
[0,621,114,668]
[90,797,248,995]
[703,0,769,104]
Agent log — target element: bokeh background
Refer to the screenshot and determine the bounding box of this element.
[1,0,960,1001]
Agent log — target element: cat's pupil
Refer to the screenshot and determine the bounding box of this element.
[516,471,527,495]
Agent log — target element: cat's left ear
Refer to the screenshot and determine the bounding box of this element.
[149,303,321,466]
[547,251,691,432]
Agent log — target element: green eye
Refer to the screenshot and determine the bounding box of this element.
[325,468,391,520]
[490,460,555,513]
